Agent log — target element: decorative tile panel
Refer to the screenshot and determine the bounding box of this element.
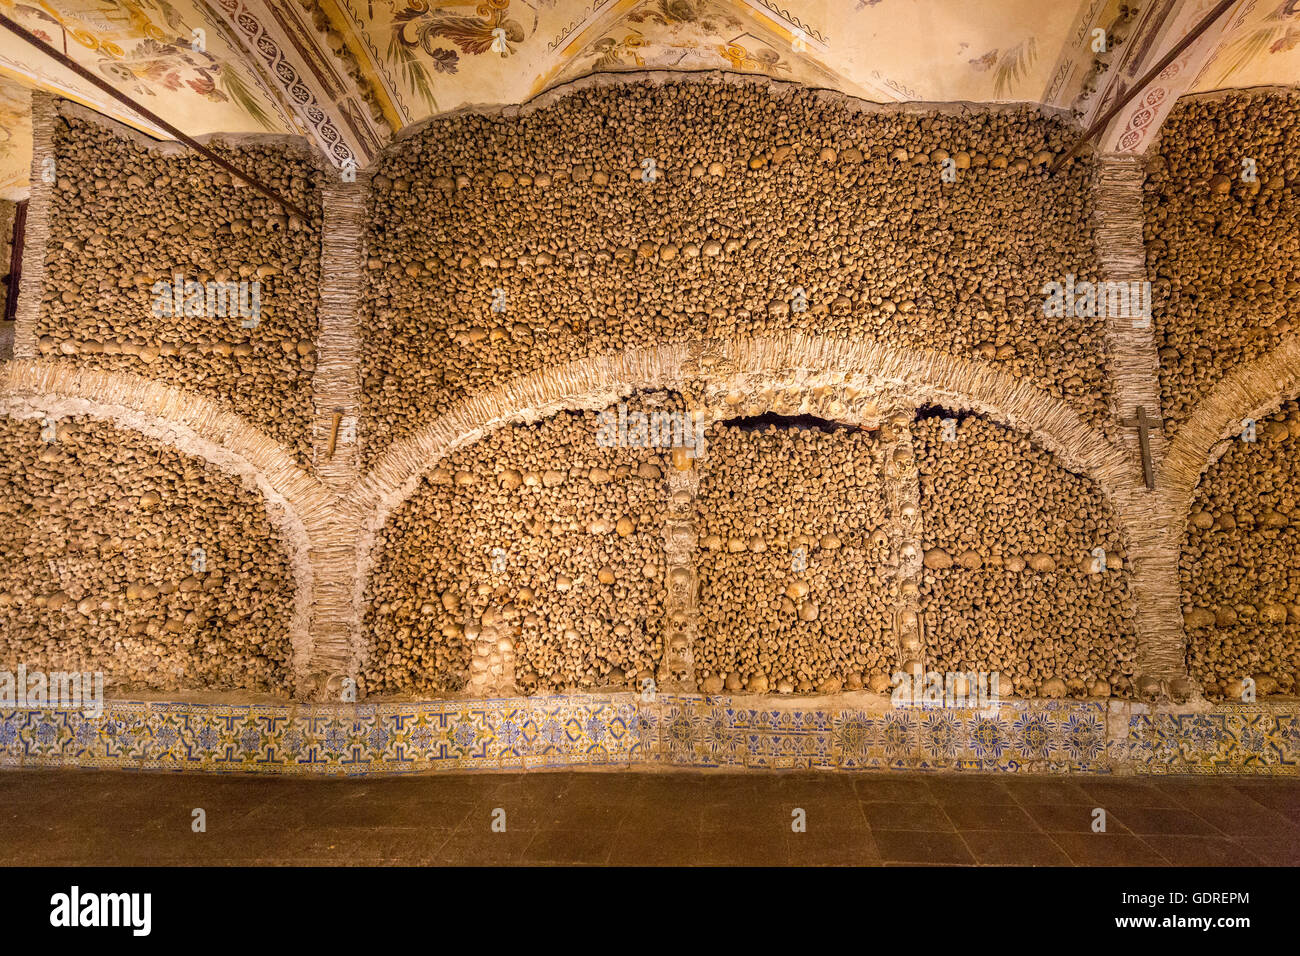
[1,695,1298,776]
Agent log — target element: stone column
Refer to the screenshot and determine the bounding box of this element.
[12,92,55,361]
[659,419,701,692]
[886,413,925,689]
[312,176,366,487]
[1094,154,1189,693]
[305,175,368,699]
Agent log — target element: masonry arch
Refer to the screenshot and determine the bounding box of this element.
[0,360,336,694]
[348,335,1145,692]
[1161,338,1300,699]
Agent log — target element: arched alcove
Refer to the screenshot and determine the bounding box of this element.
[694,412,897,695]
[348,336,1144,698]
[1181,400,1300,699]
[362,390,682,696]
[915,408,1139,697]
[0,361,329,693]
[0,410,298,694]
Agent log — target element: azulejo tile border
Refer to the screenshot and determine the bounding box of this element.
[0,695,1296,775]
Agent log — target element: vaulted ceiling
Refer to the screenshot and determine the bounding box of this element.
[0,0,1297,198]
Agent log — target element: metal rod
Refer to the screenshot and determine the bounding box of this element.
[0,12,310,220]
[1049,0,1240,174]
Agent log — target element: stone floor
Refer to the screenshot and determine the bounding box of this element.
[1,770,1298,865]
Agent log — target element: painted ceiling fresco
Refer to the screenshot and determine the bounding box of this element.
[343,0,1076,119]
[0,73,30,199]
[1191,0,1300,91]
[0,1,292,133]
[0,0,1294,198]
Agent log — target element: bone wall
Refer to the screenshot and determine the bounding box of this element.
[359,78,1106,466]
[365,401,1147,700]
[0,414,296,694]
[10,80,1300,709]
[1182,401,1300,699]
[695,419,896,695]
[915,414,1138,697]
[35,112,323,461]
[1146,90,1300,437]
[364,392,676,696]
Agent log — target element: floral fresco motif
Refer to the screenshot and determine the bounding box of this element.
[2,0,1295,140]
[0,75,32,199]
[1210,0,1300,85]
[0,0,284,132]
[99,33,274,128]
[968,36,1038,100]
[385,0,540,109]
[717,40,789,74]
[628,0,737,31]
[585,34,646,70]
[555,0,808,87]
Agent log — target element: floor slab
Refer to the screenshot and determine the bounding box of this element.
[1,769,1297,866]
